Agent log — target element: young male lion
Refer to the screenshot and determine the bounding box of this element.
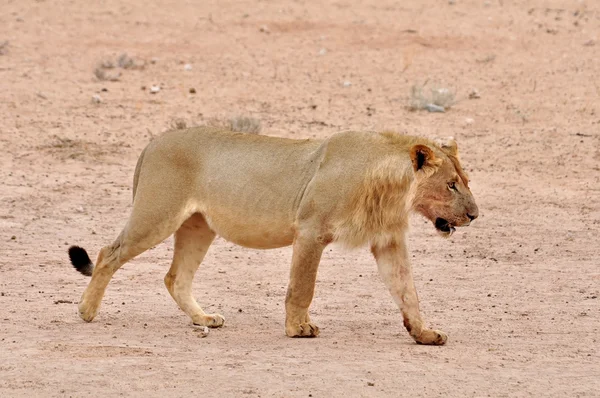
[69,128,478,345]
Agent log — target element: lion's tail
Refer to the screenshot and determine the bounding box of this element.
[68,246,94,277]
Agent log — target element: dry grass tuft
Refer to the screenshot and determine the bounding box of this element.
[94,66,121,81]
[99,59,116,69]
[199,115,262,134]
[44,136,81,149]
[117,53,135,69]
[39,136,127,161]
[169,118,188,130]
[228,116,262,134]
[94,53,145,80]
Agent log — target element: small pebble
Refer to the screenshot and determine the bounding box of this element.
[193,325,210,337]
[343,81,352,87]
[183,63,192,71]
[0,40,8,55]
[150,85,161,94]
[189,87,196,94]
[468,89,481,99]
[319,48,327,55]
[425,103,445,113]
[91,94,102,104]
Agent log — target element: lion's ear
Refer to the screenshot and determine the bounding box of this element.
[410,144,439,175]
[442,139,458,156]
[435,137,458,157]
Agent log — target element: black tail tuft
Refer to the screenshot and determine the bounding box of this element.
[68,246,94,276]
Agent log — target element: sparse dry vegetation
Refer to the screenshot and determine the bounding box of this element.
[476,54,496,63]
[228,115,262,134]
[94,66,121,81]
[99,59,116,69]
[170,116,263,134]
[39,135,126,160]
[169,118,188,130]
[94,53,144,81]
[117,53,135,69]
[195,115,263,134]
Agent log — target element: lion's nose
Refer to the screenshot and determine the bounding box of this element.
[466,203,479,222]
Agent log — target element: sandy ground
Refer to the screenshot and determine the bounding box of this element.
[1,0,599,396]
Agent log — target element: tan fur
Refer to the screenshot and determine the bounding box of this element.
[73,127,478,344]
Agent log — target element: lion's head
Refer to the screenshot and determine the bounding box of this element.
[410,138,479,237]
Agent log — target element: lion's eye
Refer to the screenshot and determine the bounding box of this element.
[448,182,457,191]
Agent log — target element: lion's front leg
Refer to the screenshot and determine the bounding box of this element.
[285,230,326,338]
[371,240,447,345]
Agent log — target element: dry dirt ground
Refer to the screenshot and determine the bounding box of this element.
[1,0,599,397]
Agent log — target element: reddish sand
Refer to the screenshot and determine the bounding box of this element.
[1,1,599,396]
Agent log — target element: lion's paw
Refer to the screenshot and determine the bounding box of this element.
[193,313,225,328]
[285,322,320,338]
[78,300,98,323]
[415,329,447,345]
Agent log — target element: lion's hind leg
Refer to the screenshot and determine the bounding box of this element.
[77,211,192,322]
[77,173,197,322]
[164,213,224,328]
[76,232,139,322]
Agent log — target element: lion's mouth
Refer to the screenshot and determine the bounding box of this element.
[435,218,456,236]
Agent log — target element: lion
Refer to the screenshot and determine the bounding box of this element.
[68,127,478,345]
